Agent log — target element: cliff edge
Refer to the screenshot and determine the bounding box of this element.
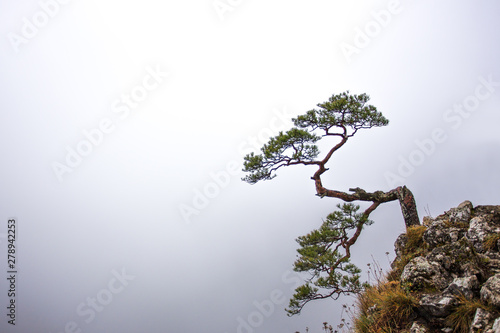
[355,201,500,333]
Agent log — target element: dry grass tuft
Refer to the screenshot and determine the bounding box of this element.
[406,225,427,250]
[389,225,428,280]
[353,276,418,333]
[445,295,494,333]
[484,233,500,251]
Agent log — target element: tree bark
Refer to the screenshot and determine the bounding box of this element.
[395,185,420,228]
[312,171,420,229]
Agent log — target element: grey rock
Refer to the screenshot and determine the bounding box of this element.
[491,318,500,333]
[444,275,479,299]
[401,257,449,290]
[423,221,467,249]
[467,216,493,252]
[474,206,500,224]
[470,307,493,332]
[410,321,428,333]
[449,200,473,224]
[481,274,500,307]
[389,202,500,332]
[426,238,480,276]
[478,253,500,275]
[448,227,467,243]
[419,294,458,317]
[423,220,450,248]
[394,233,408,258]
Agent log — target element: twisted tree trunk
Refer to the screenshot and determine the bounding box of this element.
[312,167,420,229]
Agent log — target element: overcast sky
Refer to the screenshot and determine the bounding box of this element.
[1,1,500,332]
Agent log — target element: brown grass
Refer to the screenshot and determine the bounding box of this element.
[389,225,428,281]
[445,295,494,333]
[406,225,427,249]
[353,278,418,333]
[484,233,500,251]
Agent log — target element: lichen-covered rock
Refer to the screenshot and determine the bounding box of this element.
[383,201,500,332]
[419,294,458,317]
[470,307,494,332]
[443,275,479,299]
[401,257,449,290]
[422,220,467,249]
[394,233,408,259]
[422,220,450,248]
[474,205,500,224]
[481,274,500,307]
[491,318,500,333]
[448,227,467,243]
[448,200,473,224]
[425,238,480,277]
[478,253,500,275]
[468,216,494,252]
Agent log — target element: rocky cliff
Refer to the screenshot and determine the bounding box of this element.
[388,201,500,332]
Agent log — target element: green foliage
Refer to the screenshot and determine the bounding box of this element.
[293,91,388,134]
[242,91,388,184]
[286,203,373,316]
[241,91,406,320]
[242,128,320,184]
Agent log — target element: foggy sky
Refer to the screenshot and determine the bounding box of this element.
[1,1,500,332]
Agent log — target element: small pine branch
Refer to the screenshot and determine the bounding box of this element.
[286,203,374,316]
